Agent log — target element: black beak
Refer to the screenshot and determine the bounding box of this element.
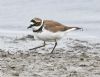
[27,24,33,29]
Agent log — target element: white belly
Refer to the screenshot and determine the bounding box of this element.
[34,30,65,41]
[33,27,77,41]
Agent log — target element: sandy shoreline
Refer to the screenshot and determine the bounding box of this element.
[0,39,100,77]
[0,0,100,76]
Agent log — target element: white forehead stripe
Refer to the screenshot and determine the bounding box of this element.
[30,22,34,25]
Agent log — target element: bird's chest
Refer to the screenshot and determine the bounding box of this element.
[34,29,64,41]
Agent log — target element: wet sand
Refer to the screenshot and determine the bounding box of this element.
[0,39,100,77]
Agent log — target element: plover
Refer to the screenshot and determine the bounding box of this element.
[27,17,81,53]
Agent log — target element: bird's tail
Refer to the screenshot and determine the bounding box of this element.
[73,27,83,30]
[65,27,83,33]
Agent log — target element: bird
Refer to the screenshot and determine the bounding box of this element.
[27,17,81,53]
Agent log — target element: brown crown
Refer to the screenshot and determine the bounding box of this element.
[30,17,42,26]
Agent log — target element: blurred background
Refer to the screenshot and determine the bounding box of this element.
[0,0,100,37]
[0,0,100,50]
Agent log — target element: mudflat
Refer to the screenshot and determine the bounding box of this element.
[0,39,100,77]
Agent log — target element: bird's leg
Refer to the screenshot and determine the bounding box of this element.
[29,41,46,50]
[51,40,57,53]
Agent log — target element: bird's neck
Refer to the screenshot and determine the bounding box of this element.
[33,20,44,32]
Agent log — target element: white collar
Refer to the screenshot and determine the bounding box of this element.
[40,19,44,26]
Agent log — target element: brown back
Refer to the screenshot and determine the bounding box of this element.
[43,20,71,32]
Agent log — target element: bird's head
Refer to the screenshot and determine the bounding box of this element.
[27,17,42,30]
